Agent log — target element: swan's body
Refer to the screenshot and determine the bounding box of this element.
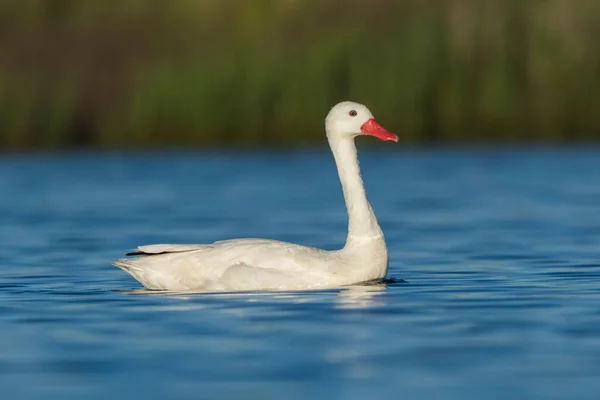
[112,101,398,292]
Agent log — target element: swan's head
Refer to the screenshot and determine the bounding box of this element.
[325,101,398,142]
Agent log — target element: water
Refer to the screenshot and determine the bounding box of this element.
[1,148,600,399]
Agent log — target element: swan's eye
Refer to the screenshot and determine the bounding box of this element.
[349,110,357,117]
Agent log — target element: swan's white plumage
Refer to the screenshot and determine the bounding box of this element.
[112,101,397,292]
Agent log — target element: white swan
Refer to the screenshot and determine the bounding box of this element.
[112,101,398,292]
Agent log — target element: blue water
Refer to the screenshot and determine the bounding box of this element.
[1,148,600,399]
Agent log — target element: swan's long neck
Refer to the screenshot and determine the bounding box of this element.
[329,136,383,246]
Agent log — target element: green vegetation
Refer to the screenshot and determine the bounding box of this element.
[0,0,599,149]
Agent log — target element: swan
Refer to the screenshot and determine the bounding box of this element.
[112,101,398,292]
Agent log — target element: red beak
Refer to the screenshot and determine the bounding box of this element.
[360,118,398,142]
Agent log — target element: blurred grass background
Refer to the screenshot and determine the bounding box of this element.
[0,0,599,149]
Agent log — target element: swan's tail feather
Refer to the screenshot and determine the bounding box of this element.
[111,259,144,273]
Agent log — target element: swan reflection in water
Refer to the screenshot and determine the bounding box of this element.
[116,279,399,309]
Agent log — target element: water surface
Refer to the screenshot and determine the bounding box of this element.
[1,148,600,399]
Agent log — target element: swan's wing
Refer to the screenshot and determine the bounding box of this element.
[216,262,306,291]
[112,257,308,292]
[125,244,212,256]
